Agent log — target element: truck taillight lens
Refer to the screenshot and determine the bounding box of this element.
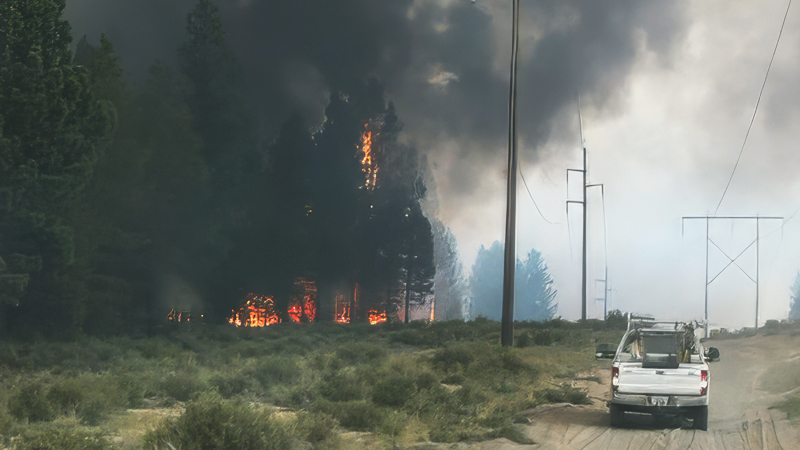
[700,370,708,395]
[611,367,620,390]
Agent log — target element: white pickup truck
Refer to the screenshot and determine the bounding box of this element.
[598,315,720,430]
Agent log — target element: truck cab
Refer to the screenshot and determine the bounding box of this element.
[603,315,719,430]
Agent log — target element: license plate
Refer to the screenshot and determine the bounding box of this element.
[649,396,669,406]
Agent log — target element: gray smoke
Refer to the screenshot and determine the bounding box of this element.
[64,0,689,154]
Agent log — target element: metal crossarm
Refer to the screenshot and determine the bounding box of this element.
[707,238,757,284]
[681,215,783,335]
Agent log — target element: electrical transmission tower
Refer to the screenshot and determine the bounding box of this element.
[682,215,782,336]
[567,147,604,320]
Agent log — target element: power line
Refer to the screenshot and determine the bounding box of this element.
[519,165,558,224]
[715,0,792,214]
[765,205,800,266]
[760,204,800,241]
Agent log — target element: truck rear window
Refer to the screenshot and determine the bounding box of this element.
[641,334,679,368]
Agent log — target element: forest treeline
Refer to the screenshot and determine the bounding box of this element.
[0,0,561,338]
[0,0,472,337]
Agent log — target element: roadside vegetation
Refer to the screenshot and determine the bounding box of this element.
[0,319,624,449]
[774,395,800,421]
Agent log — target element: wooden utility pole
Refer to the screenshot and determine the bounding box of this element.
[501,0,521,347]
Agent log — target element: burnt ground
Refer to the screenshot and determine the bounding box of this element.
[405,333,800,450]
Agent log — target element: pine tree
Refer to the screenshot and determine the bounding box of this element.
[515,249,557,321]
[0,0,115,336]
[790,272,800,321]
[431,219,466,320]
[469,241,557,321]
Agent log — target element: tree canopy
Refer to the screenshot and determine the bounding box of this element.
[469,241,557,322]
[0,0,443,335]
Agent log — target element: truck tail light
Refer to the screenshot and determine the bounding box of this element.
[611,366,620,390]
[700,370,708,395]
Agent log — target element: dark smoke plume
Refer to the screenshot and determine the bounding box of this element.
[65,0,688,194]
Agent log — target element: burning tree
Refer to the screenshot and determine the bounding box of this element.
[288,277,317,323]
[334,292,350,324]
[167,309,192,323]
[228,293,280,327]
[224,78,433,324]
[368,309,387,325]
[360,127,379,191]
[313,82,433,322]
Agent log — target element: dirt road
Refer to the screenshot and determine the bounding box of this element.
[462,333,800,450]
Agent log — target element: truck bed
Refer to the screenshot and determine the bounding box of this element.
[617,362,705,396]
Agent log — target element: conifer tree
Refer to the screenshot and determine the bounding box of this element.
[0,0,114,336]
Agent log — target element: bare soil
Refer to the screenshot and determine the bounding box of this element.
[411,333,800,450]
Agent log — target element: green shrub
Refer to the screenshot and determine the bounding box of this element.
[389,329,425,346]
[540,384,591,404]
[515,332,533,347]
[9,383,53,423]
[284,384,318,408]
[0,406,14,438]
[318,370,366,402]
[47,375,127,425]
[405,382,485,428]
[497,348,532,375]
[387,319,501,347]
[0,343,19,368]
[333,342,387,365]
[372,373,415,407]
[378,410,409,437]
[142,397,293,450]
[295,411,337,444]
[533,329,562,346]
[13,426,112,450]
[433,343,474,373]
[486,420,534,444]
[320,400,385,431]
[250,356,301,387]
[209,371,258,398]
[415,370,439,390]
[157,371,207,402]
[136,339,184,360]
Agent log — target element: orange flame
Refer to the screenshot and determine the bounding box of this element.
[303,295,317,322]
[368,309,387,325]
[167,309,191,323]
[228,294,280,327]
[336,304,350,324]
[288,302,303,323]
[360,129,378,190]
[335,292,350,323]
[290,277,317,323]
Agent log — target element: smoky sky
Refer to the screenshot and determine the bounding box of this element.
[65,0,688,161]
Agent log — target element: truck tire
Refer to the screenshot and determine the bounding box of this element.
[693,406,708,431]
[609,403,625,427]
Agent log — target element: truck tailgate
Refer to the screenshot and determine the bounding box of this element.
[617,364,704,396]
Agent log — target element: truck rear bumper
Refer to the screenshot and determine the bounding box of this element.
[611,391,708,409]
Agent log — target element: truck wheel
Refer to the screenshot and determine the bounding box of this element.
[693,406,708,431]
[609,404,625,427]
